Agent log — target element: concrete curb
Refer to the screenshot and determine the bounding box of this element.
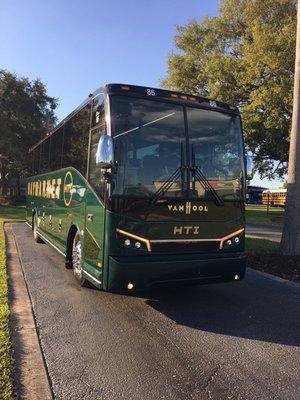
[6,223,53,400]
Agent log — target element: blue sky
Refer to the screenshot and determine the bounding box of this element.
[0,0,283,188]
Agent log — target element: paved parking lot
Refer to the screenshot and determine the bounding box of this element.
[11,223,300,400]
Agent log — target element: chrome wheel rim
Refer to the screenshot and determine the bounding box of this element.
[72,237,83,279]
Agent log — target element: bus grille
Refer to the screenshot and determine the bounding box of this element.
[151,240,220,254]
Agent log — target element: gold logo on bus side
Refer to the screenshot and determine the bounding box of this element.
[63,171,73,206]
[27,178,62,199]
[168,202,208,214]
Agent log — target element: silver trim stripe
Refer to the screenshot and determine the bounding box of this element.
[25,220,66,256]
[25,222,102,285]
[37,231,66,257]
[83,270,102,285]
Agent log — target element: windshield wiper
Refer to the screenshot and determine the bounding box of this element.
[150,143,186,204]
[114,112,176,139]
[190,145,224,206]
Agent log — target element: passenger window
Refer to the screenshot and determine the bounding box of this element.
[32,147,40,175]
[39,138,50,173]
[50,127,64,171]
[62,103,91,176]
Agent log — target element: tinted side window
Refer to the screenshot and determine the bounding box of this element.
[50,126,63,171]
[28,150,34,175]
[39,137,50,173]
[33,147,40,175]
[62,103,91,176]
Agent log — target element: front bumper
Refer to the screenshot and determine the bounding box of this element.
[106,252,246,291]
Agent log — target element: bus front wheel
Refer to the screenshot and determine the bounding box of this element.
[72,232,89,287]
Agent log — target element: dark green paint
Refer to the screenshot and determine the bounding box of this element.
[26,167,104,285]
[26,83,247,292]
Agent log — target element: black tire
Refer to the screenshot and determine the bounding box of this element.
[33,214,43,243]
[71,232,90,287]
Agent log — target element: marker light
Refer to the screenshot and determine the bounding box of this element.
[121,85,130,91]
[234,237,240,244]
[127,282,134,290]
[234,275,240,280]
[135,242,141,249]
[226,239,232,246]
[124,239,131,247]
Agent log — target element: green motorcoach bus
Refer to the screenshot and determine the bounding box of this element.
[26,83,250,292]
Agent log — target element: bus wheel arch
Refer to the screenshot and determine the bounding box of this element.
[65,225,77,269]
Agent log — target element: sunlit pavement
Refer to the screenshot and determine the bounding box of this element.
[11,223,300,400]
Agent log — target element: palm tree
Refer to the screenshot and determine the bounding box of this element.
[280,0,300,254]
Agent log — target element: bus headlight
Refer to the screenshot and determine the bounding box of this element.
[117,229,151,252]
[221,229,244,249]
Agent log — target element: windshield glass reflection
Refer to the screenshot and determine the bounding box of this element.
[111,96,186,197]
[110,96,244,201]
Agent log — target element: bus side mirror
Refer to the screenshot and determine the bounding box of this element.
[246,155,254,180]
[95,135,114,169]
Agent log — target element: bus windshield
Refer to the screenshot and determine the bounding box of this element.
[110,96,244,201]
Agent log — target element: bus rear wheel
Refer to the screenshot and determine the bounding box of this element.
[72,232,89,287]
[33,214,43,243]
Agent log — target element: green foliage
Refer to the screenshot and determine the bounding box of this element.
[0,70,57,187]
[0,221,12,400]
[162,0,297,178]
[0,206,25,399]
[0,206,26,221]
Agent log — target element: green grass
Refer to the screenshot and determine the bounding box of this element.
[245,205,284,226]
[0,205,25,399]
[0,205,25,221]
[245,237,279,253]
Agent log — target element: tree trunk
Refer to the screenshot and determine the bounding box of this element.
[17,173,20,197]
[280,0,300,255]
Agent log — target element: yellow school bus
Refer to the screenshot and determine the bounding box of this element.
[262,189,286,207]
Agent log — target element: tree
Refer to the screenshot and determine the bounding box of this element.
[162,0,297,179]
[280,0,300,255]
[0,70,57,196]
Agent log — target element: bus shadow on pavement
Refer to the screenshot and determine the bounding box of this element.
[144,273,300,347]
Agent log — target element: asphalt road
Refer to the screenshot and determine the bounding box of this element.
[12,223,300,400]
